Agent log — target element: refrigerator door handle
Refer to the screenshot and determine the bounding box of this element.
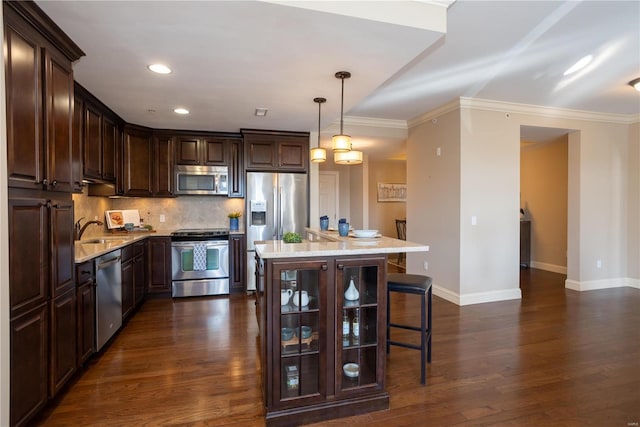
[273,187,278,239]
[279,187,283,237]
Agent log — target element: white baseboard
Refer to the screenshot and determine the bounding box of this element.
[433,284,522,306]
[565,277,640,291]
[530,261,567,274]
[432,285,460,305]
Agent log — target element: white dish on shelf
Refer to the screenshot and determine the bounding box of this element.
[343,362,360,378]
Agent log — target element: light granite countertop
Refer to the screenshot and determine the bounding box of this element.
[75,228,244,263]
[254,228,429,259]
[74,231,170,263]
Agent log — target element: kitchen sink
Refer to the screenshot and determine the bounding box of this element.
[81,238,126,245]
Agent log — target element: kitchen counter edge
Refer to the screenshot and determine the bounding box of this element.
[254,228,429,259]
[74,231,172,264]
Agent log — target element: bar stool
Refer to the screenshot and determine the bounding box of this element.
[386,273,432,385]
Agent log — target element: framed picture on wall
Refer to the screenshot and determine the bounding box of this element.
[377,183,407,202]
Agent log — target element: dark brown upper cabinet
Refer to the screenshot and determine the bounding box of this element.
[72,94,85,193]
[4,2,83,193]
[228,137,244,198]
[174,133,229,166]
[75,82,123,184]
[123,125,153,197]
[242,129,309,173]
[153,133,174,197]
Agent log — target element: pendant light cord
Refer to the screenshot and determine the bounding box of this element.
[318,100,322,148]
[339,77,344,135]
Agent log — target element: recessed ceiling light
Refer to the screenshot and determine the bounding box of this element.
[563,55,592,76]
[255,108,268,117]
[148,63,172,74]
[629,77,640,92]
[174,108,189,115]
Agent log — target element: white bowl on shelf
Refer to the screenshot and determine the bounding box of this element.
[343,362,360,378]
[352,229,378,238]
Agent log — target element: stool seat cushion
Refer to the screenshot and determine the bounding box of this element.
[387,273,432,294]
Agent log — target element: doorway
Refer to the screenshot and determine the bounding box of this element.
[520,126,569,283]
[319,171,339,228]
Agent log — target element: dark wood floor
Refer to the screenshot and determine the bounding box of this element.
[36,268,640,426]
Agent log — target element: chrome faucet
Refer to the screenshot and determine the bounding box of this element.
[74,217,104,241]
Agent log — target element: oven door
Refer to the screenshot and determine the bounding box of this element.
[171,241,229,281]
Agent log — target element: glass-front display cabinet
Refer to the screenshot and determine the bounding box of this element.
[257,255,388,427]
[336,258,386,397]
[276,261,326,404]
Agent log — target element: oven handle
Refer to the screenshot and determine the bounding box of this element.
[171,241,229,248]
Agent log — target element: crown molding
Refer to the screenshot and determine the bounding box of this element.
[407,98,460,128]
[341,116,408,130]
[408,97,639,128]
[459,97,638,125]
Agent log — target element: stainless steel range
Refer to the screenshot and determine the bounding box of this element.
[171,228,229,297]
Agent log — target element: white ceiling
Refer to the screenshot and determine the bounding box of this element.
[37,1,640,160]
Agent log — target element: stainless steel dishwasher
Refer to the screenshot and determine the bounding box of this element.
[95,249,122,351]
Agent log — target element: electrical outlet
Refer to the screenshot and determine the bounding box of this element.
[596,259,602,269]
[159,214,166,223]
[423,261,429,271]
[471,216,477,225]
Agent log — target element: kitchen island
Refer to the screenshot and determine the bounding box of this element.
[254,230,428,426]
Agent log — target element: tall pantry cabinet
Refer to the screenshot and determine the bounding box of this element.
[3,2,84,426]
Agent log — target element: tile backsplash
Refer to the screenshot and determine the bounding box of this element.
[72,189,244,238]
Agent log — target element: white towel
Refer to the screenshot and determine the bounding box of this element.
[193,243,207,271]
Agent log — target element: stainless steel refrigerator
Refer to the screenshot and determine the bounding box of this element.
[245,172,308,291]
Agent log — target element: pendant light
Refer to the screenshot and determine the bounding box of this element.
[334,149,363,165]
[310,97,327,163]
[332,71,352,152]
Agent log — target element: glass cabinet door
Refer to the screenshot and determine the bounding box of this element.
[336,257,385,394]
[276,261,326,404]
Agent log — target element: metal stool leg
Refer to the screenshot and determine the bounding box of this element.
[427,286,432,363]
[420,291,426,385]
[386,287,391,354]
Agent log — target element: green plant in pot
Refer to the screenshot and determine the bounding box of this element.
[283,232,302,243]
[228,211,242,231]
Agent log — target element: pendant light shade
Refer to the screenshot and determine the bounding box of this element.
[311,97,327,163]
[334,149,363,165]
[332,71,352,152]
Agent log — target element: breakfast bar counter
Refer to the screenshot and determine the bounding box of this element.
[254,231,428,426]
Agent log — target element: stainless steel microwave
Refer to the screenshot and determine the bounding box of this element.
[175,165,228,195]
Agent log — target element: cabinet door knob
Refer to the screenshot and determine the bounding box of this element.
[321,264,328,271]
[42,178,48,186]
[337,264,344,270]
[51,180,58,186]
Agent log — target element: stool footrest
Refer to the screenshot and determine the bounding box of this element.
[389,322,429,333]
[388,340,428,351]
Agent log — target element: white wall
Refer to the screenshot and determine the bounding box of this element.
[406,98,639,304]
[627,121,640,281]
[406,108,461,301]
[458,107,522,303]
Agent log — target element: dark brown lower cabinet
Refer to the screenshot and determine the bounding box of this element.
[133,241,146,306]
[122,255,134,319]
[76,261,95,366]
[147,237,172,295]
[520,220,531,267]
[230,234,246,293]
[10,303,48,427]
[257,254,388,426]
[49,287,77,397]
